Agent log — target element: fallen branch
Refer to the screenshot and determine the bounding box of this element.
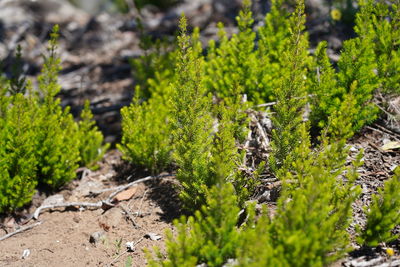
[33,174,172,220]
[33,201,103,220]
[105,174,171,203]
[107,237,144,267]
[119,204,139,229]
[0,221,42,242]
[135,189,148,218]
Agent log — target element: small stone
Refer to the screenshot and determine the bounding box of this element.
[125,241,136,252]
[42,194,64,206]
[144,233,162,241]
[99,208,123,228]
[21,249,30,259]
[89,231,105,245]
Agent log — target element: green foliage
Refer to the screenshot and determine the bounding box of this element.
[268,0,309,173]
[359,168,400,246]
[130,35,177,100]
[268,135,361,266]
[140,0,400,265]
[355,0,400,94]
[256,0,292,102]
[0,25,107,212]
[204,0,260,103]
[147,183,242,267]
[169,16,253,211]
[0,94,38,213]
[337,37,379,131]
[239,98,362,266]
[309,36,378,135]
[34,26,81,188]
[8,45,26,95]
[77,100,109,169]
[118,89,172,174]
[170,16,214,211]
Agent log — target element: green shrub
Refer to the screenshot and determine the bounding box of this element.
[268,0,310,174]
[309,36,378,135]
[355,0,400,94]
[130,35,177,100]
[204,0,261,104]
[256,0,292,103]
[141,0,400,265]
[0,25,107,212]
[0,94,38,213]
[34,26,81,188]
[169,16,254,211]
[359,168,400,246]
[147,183,242,267]
[118,89,172,174]
[170,16,214,211]
[238,92,362,266]
[77,100,109,169]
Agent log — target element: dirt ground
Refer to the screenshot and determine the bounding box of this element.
[0,150,179,267]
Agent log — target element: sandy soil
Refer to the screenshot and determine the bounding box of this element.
[0,150,178,267]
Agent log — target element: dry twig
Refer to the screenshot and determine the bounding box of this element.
[105,174,171,203]
[135,189,148,218]
[0,221,42,242]
[32,174,171,220]
[33,201,104,220]
[119,204,139,229]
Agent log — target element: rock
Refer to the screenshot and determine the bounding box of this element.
[125,241,136,252]
[42,194,64,206]
[72,171,104,197]
[89,231,105,244]
[0,0,89,28]
[21,249,30,259]
[144,233,162,241]
[98,208,123,228]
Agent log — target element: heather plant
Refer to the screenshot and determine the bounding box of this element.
[77,100,109,169]
[0,26,107,212]
[170,16,214,211]
[256,0,292,102]
[141,0,400,265]
[118,88,172,174]
[355,0,400,94]
[204,0,261,103]
[309,35,378,135]
[0,94,38,213]
[169,15,255,211]
[268,0,310,174]
[34,26,81,188]
[238,92,362,266]
[359,168,400,246]
[8,45,27,95]
[147,183,243,267]
[130,35,177,99]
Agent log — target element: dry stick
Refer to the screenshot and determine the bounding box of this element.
[373,123,400,140]
[105,174,170,203]
[107,237,144,267]
[366,126,391,138]
[33,174,171,220]
[87,175,133,196]
[107,250,128,267]
[253,94,316,109]
[135,189,148,218]
[119,204,139,229]
[33,201,103,220]
[0,221,42,241]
